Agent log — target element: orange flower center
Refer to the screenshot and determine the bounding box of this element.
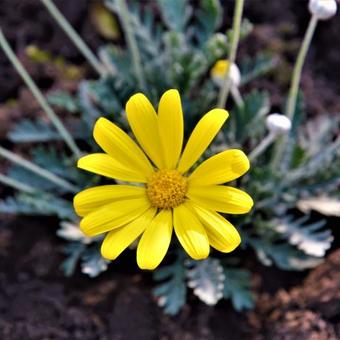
[146,169,188,209]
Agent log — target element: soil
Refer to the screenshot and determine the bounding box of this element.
[0,1,339,339]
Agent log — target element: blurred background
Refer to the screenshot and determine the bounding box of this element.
[0,0,339,339]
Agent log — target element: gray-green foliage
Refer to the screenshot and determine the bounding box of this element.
[2,0,338,316]
[223,268,255,311]
[153,251,187,315]
[186,258,225,306]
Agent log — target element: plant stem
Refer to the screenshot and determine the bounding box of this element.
[230,85,244,108]
[286,14,318,119]
[116,0,146,91]
[0,146,79,193]
[40,0,105,77]
[0,28,82,159]
[271,15,318,169]
[0,173,36,194]
[248,132,277,162]
[217,0,244,108]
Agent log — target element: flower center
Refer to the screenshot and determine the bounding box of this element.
[146,170,188,209]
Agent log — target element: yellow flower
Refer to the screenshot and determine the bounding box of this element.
[74,89,253,270]
[211,60,241,87]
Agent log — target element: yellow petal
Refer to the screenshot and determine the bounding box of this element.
[101,207,157,260]
[158,89,183,169]
[173,202,210,260]
[177,109,229,173]
[78,153,148,182]
[187,185,253,214]
[190,202,241,252]
[137,209,173,270]
[73,185,146,217]
[93,117,154,177]
[126,93,164,169]
[80,197,150,236]
[189,149,249,186]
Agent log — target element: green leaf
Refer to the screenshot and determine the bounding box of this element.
[6,146,83,192]
[77,82,103,132]
[47,90,78,113]
[31,146,73,179]
[57,221,89,243]
[7,165,60,192]
[61,243,85,277]
[186,258,225,306]
[0,195,41,215]
[280,92,306,170]
[223,268,255,311]
[203,33,229,64]
[249,238,322,271]
[157,0,192,32]
[87,77,122,114]
[230,90,270,143]
[286,137,340,184]
[240,53,277,84]
[8,118,88,143]
[276,215,332,257]
[227,18,253,42]
[19,192,77,220]
[105,1,162,58]
[8,119,60,143]
[195,0,222,44]
[153,252,187,315]
[0,192,76,220]
[300,115,340,156]
[81,248,109,277]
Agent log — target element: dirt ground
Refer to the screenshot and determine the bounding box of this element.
[0,1,339,339]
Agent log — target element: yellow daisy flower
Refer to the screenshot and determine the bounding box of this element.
[74,89,253,270]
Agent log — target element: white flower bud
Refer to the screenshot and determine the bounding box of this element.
[266,113,292,135]
[309,0,337,20]
[211,60,241,87]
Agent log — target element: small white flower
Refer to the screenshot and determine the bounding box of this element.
[309,0,337,20]
[211,60,241,87]
[266,113,292,135]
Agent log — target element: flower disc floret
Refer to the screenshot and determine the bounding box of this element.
[146,169,188,209]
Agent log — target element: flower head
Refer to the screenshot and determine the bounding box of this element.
[309,0,337,20]
[266,113,292,135]
[211,60,241,87]
[74,89,253,270]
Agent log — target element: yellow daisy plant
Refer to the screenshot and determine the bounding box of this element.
[73,89,253,270]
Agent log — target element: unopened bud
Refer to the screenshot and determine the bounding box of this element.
[211,60,241,87]
[266,113,292,135]
[309,0,337,20]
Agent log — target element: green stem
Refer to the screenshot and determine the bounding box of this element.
[0,173,36,193]
[116,0,146,91]
[0,28,82,159]
[0,146,79,193]
[248,132,276,162]
[40,0,105,77]
[286,14,318,119]
[217,0,244,108]
[272,15,318,169]
[230,85,244,108]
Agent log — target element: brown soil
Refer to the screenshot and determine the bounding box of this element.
[254,249,340,339]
